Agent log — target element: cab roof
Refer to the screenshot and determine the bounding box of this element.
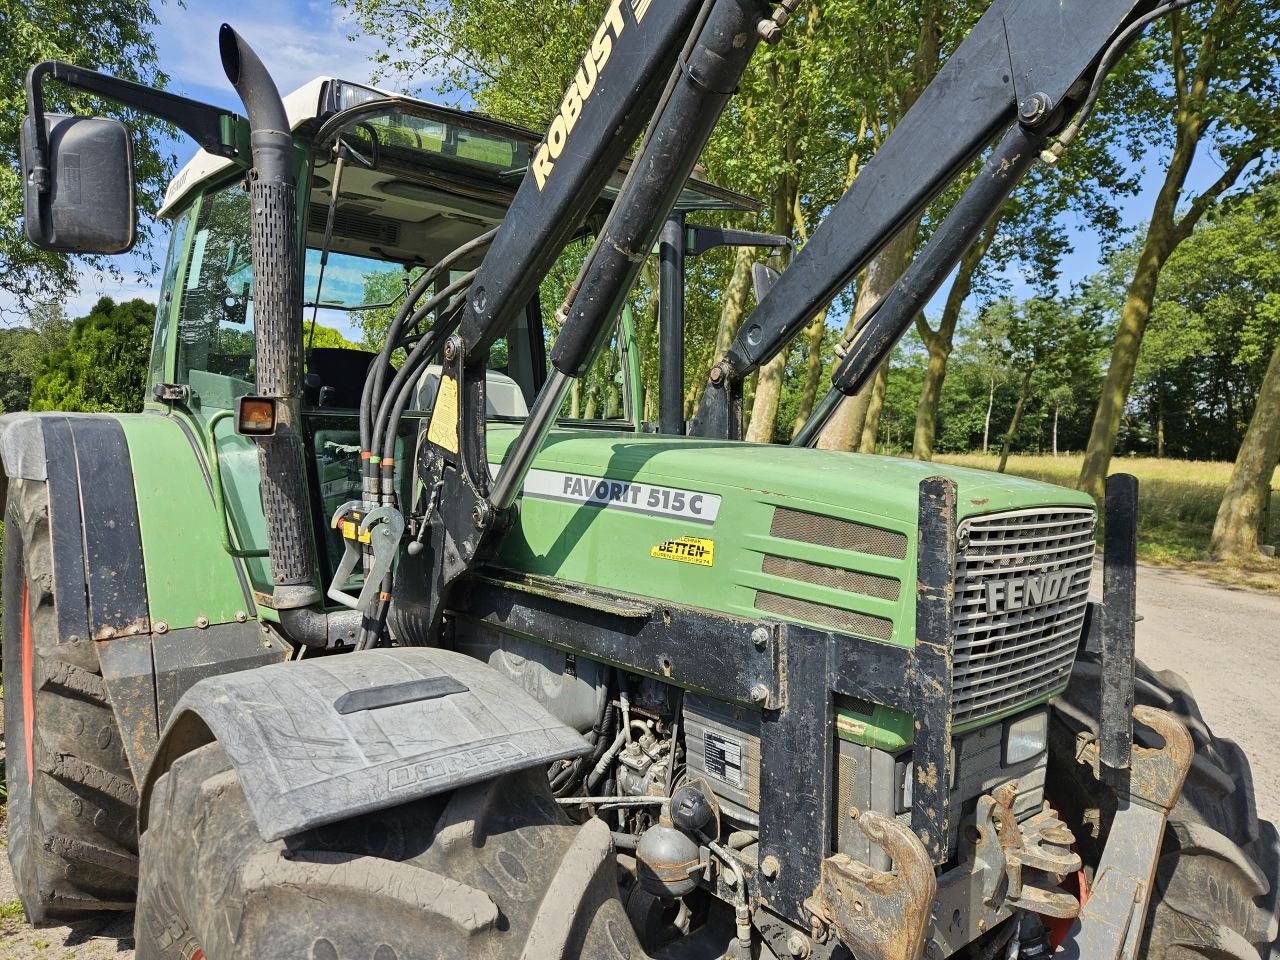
[159,77,760,221]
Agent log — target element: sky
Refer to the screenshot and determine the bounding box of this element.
[1,0,1246,339]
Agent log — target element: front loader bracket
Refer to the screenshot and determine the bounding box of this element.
[805,812,937,960]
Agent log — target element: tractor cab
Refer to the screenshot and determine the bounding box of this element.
[152,78,757,596]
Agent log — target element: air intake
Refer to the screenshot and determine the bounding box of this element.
[755,592,894,641]
[761,556,900,601]
[769,508,907,559]
[308,203,401,246]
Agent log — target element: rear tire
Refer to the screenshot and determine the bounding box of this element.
[1050,655,1280,960]
[2,478,139,923]
[135,742,648,959]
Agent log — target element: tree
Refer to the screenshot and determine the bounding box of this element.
[0,0,176,308]
[0,301,71,411]
[29,297,153,412]
[1077,0,1280,501]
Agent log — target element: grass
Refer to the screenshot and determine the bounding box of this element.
[937,453,1280,592]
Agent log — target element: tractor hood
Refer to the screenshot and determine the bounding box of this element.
[487,426,1096,656]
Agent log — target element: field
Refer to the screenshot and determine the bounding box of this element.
[938,453,1280,591]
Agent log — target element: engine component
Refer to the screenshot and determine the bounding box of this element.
[670,780,718,836]
[636,817,703,899]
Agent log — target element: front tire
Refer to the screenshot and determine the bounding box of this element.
[136,742,648,959]
[2,478,139,923]
[1051,655,1280,960]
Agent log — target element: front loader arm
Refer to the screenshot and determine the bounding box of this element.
[692,0,1162,439]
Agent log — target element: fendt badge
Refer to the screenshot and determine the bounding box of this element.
[984,570,1072,615]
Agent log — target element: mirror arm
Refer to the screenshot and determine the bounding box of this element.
[24,60,244,195]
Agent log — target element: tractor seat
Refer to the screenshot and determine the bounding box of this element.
[413,365,529,419]
[305,347,378,409]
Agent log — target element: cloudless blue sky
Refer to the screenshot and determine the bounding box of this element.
[2,0,1240,339]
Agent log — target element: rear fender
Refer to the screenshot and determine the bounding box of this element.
[0,411,280,783]
[141,647,592,841]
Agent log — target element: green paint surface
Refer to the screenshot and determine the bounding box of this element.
[117,413,254,629]
[484,425,1095,748]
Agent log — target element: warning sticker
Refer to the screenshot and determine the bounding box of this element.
[495,466,722,524]
[703,731,744,789]
[427,374,459,453]
[651,536,714,567]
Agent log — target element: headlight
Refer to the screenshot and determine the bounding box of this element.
[1004,711,1049,765]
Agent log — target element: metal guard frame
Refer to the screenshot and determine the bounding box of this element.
[453,475,958,925]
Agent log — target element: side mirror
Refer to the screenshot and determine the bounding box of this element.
[20,112,136,254]
[752,262,781,303]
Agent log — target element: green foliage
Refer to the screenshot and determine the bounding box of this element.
[0,0,175,308]
[28,296,154,413]
[0,301,71,412]
[1128,180,1280,459]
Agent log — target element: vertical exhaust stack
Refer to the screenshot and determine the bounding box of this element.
[219,25,319,613]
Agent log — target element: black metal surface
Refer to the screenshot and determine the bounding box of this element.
[460,479,959,929]
[659,212,687,435]
[693,0,1149,442]
[459,0,705,359]
[40,417,150,641]
[152,620,290,728]
[686,225,789,259]
[821,123,1043,403]
[1100,473,1138,780]
[222,27,319,601]
[546,0,768,379]
[24,60,240,167]
[452,573,780,708]
[70,417,151,639]
[758,477,957,921]
[39,417,91,643]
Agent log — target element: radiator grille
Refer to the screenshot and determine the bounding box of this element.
[951,508,1095,725]
[770,508,907,559]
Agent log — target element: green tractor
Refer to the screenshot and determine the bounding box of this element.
[4,3,1277,959]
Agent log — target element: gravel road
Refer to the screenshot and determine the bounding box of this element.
[0,561,1275,956]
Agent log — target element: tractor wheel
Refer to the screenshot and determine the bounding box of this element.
[135,742,648,959]
[1050,654,1280,960]
[2,478,139,922]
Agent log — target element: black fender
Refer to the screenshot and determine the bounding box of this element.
[141,647,592,841]
[0,411,288,784]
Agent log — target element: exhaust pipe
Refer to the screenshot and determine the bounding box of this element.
[219,25,358,646]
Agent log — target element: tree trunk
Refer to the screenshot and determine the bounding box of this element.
[861,361,890,453]
[1156,387,1165,458]
[746,352,787,443]
[790,311,829,435]
[817,227,915,451]
[744,168,799,444]
[692,244,756,417]
[1078,234,1168,497]
[1078,1,1258,502]
[913,222,995,460]
[1052,405,1059,457]
[998,364,1035,473]
[1210,337,1280,562]
[983,378,995,454]
[569,379,582,419]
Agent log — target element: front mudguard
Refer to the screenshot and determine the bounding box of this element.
[140,647,592,841]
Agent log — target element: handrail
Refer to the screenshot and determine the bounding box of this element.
[205,408,270,558]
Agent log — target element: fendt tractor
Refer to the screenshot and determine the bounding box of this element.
[4,1,1277,958]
